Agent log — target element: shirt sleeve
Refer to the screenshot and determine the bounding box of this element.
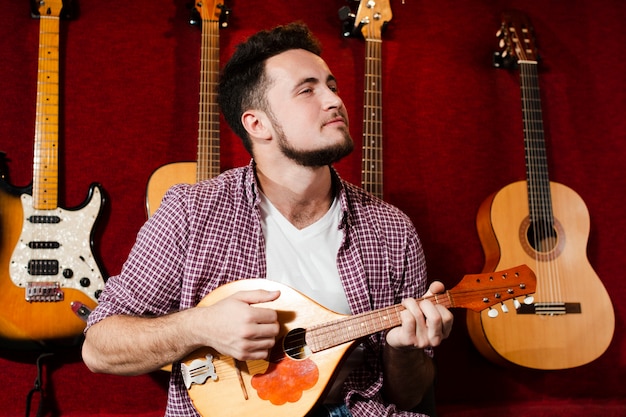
[85,184,192,331]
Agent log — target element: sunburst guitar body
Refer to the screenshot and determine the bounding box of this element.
[0,0,105,342]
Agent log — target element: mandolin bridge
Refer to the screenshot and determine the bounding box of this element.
[517,302,581,315]
[181,354,218,389]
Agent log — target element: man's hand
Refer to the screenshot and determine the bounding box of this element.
[197,289,281,361]
[385,281,453,349]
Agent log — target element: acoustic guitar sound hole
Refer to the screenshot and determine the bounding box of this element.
[519,216,565,261]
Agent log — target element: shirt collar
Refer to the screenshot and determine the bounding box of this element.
[244,159,351,230]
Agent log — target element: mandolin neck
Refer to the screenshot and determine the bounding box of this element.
[306,292,455,352]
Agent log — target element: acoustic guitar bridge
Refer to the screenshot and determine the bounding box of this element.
[517,302,581,315]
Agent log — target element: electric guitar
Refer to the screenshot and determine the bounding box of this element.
[466,11,615,370]
[341,0,392,198]
[0,0,105,341]
[145,0,229,217]
[183,266,535,417]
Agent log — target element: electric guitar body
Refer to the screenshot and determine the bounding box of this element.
[466,11,615,370]
[0,182,104,341]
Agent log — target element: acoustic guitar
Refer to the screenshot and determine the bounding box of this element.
[466,11,615,370]
[145,0,229,217]
[341,0,392,198]
[183,266,535,417]
[0,0,106,341]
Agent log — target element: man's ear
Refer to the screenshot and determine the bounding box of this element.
[242,110,272,141]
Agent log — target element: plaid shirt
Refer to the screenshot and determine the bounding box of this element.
[87,161,429,417]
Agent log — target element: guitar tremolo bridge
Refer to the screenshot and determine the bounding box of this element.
[25,282,64,302]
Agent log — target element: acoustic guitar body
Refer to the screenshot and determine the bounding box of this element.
[146,162,196,217]
[467,180,615,369]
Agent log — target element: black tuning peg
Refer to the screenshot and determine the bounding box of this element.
[188,2,231,28]
[217,3,231,28]
[338,5,365,38]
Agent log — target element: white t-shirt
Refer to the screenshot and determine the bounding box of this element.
[259,192,364,403]
[259,192,350,315]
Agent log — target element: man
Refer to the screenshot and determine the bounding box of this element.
[82,22,453,417]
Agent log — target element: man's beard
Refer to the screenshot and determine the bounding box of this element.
[274,119,354,167]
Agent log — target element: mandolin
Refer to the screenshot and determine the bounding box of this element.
[466,11,615,370]
[183,266,535,417]
[0,0,106,341]
[145,0,229,217]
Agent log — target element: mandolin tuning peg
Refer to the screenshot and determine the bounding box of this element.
[524,295,534,305]
[487,307,499,318]
[513,299,521,309]
[501,303,509,313]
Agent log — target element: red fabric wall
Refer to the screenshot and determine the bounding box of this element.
[1,0,624,416]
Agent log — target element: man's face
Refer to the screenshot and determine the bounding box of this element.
[263,49,353,167]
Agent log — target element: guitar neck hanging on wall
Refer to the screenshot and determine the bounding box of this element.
[340,0,392,199]
[145,1,230,218]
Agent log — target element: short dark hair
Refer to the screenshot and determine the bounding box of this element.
[217,22,322,155]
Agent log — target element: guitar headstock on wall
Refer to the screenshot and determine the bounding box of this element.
[190,0,231,28]
[494,10,540,69]
[30,0,75,20]
[339,0,393,40]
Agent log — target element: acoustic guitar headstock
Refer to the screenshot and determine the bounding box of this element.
[190,0,231,28]
[494,10,540,69]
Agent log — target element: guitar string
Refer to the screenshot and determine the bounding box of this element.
[362,35,383,198]
[521,60,561,304]
[305,282,530,350]
[198,19,221,182]
[187,281,533,384]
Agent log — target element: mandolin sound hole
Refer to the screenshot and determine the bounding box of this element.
[282,328,311,360]
[519,216,565,261]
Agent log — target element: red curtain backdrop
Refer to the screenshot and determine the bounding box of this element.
[1,0,624,416]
